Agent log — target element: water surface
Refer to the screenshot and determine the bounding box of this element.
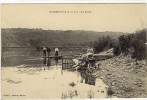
[1,47,108,98]
[1,47,85,67]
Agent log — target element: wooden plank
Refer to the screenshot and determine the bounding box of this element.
[93,54,113,57]
[62,57,73,59]
[41,55,62,58]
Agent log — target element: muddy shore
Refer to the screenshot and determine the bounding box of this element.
[94,54,147,98]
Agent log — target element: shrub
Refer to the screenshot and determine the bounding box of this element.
[113,43,121,56]
[130,29,146,60]
[115,29,146,60]
[118,34,134,53]
[93,36,114,53]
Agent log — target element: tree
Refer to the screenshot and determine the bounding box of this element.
[130,29,146,60]
[116,29,146,60]
[113,43,121,56]
[93,36,113,53]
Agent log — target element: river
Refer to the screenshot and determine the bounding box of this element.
[1,48,108,98]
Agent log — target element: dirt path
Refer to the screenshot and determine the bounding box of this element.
[94,55,147,98]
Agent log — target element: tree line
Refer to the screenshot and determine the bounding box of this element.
[93,29,146,60]
[2,28,125,48]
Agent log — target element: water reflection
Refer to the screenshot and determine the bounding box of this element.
[2,48,85,67]
[55,57,59,66]
[2,48,108,98]
[43,58,51,67]
[47,58,51,66]
[58,67,107,98]
[43,58,47,65]
[80,71,96,85]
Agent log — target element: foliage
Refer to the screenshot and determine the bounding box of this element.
[113,43,121,56]
[2,28,127,48]
[93,29,146,60]
[114,29,146,60]
[130,29,146,60]
[93,36,115,53]
[118,34,133,53]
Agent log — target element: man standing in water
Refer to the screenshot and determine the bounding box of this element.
[55,47,59,66]
[47,47,51,67]
[47,47,51,57]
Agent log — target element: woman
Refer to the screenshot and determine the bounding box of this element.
[43,46,47,57]
[55,47,59,66]
[55,47,59,56]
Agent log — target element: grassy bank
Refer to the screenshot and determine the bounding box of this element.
[94,54,147,98]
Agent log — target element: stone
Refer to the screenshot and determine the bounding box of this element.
[111,81,116,86]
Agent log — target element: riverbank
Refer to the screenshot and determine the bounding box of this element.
[2,51,146,98]
[94,54,147,98]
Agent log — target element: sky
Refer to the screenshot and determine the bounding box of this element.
[1,4,147,33]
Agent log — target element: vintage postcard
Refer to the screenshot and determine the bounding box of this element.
[1,4,147,99]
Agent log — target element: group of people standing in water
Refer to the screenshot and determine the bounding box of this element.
[43,47,59,57]
[43,47,59,66]
[42,46,96,69]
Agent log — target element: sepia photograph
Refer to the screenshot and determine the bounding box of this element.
[1,4,147,99]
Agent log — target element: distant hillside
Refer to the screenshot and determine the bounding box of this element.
[1,28,128,47]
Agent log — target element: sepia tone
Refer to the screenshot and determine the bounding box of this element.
[1,4,147,99]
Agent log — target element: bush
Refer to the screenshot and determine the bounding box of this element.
[130,29,146,60]
[93,36,115,53]
[113,44,121,56]
[115,29,146,60]
[118,34,134,53]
